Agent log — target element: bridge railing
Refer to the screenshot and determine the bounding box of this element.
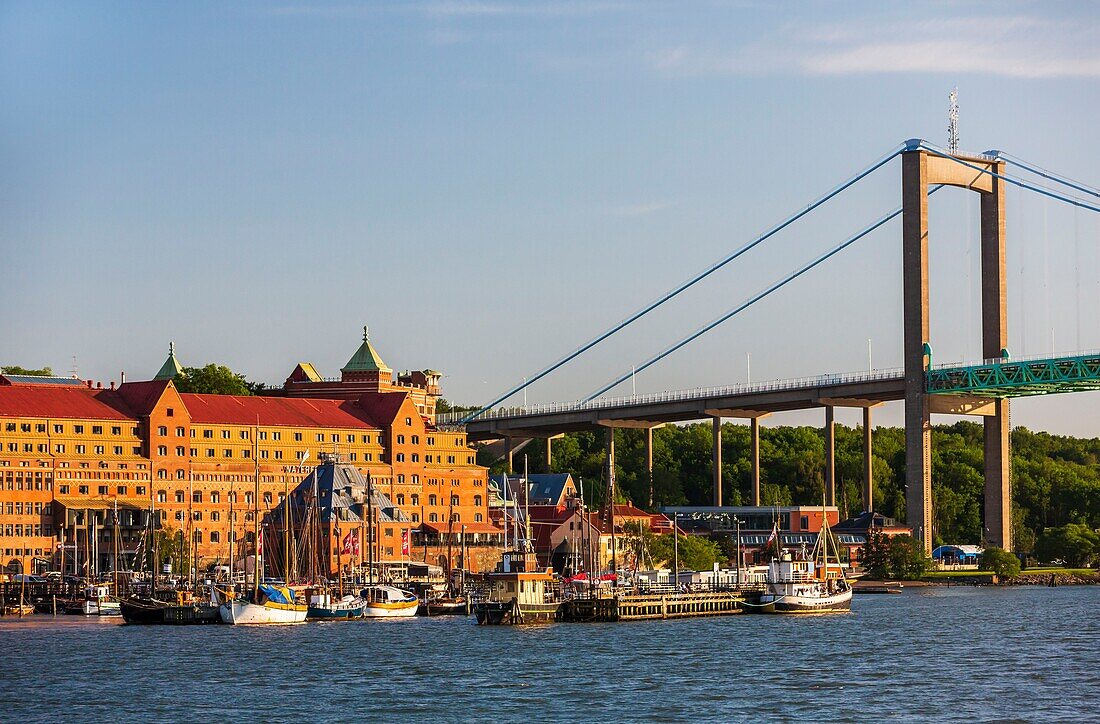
[436,366,907,425]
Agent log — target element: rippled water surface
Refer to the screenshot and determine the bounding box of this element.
[1,586,1097,722]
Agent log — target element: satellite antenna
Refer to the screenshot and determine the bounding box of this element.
[948,87,959,154]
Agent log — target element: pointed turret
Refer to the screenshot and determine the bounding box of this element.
[153,342,184,381]
[341,326,391,384]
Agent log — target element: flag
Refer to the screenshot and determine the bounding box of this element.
[256,530,263,556]
[342,529,360,556]
[401,529,410,556]
[766,523,778,548]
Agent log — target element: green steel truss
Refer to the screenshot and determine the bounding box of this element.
[927,352,1100,398]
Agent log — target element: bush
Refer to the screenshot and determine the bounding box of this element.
[979,547,1021,578]
[860,532,929,580]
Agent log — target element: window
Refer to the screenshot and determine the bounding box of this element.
[117,486,126,495]
[240,430,249,440]
[450,495,460,507]
[210,491,220,503]
[157,445,167,456]
[53,424,63,434]
[331,434,338,443]
[411,435,419,445]
[475,513,483,522]
[362,435,370,443]
[405,418,412,426]
[224,449,232,458]
[206,449,215,458]
[396,435,405,444]
[259,431,267,440]
[411,454,419,463]
[54,444,65,454]
[429,513,438,522]
[263,492,272,504]
[176,446,185,456]
[166,408,174,417]
[411,513,419,522]
[158,426,168,436]
[316,433,324,442]
[272,432,281,441]
[193,491,202,503]
[175,491,185,503]
[157,491,167,503]
[397,474,405,484]
[242,449,250,459]
[801,516,809,530]
[274,451,283,460]
[210,531,220,543]
[411,495,419,506]
[114,446,123,455]
[473,495,482,507]
[294,433,302,442]
[396,453,405,462]
[429,495,437,506]
[176,427,185,436]
[222,430,231,439]
[210,511,220,522]
[346,435,354,443]
[98,485,108,495]
[203,429,213,439]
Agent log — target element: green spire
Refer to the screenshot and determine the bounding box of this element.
[342,325,390,374]
[154,342,184,380]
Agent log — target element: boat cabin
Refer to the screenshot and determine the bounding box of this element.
[487,550,555,606]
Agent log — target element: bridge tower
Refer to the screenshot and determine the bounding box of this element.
[902,142,1011,553]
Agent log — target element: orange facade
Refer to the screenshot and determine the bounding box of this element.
[0,333,492,575]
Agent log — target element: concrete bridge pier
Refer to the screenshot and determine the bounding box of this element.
[863,406,874,513]
[750,416,762,506]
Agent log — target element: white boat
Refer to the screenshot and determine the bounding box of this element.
[758,552,853,613]
[82,584,122,616]
[360,584,418,618]
[218,584,308,625]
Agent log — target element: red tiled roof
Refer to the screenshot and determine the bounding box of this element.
[115,380,172,416]
[613,504,651,518]
[0,386,136,421]
[180,393,380,430]
[354,391,410,428]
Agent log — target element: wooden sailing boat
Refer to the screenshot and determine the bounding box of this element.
[360,470,417,618]
[306,456,366,620]
[218,430,307,624]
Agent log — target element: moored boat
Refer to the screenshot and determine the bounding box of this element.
[218,584,309,625]
[65,584,121,616]
[307,592,365,620]
[754,508,853,614]
[120,589,221,625]
[473,550,561,626]
[360,584,418,618]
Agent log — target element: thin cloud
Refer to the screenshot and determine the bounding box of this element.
[651,14,1100,79]
[268,1,628,20]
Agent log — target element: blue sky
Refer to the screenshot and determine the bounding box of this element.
[2,1,1099,433]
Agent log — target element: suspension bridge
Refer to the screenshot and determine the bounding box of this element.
[438,139,1100,553]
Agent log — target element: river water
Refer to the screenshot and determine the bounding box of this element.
[1,586,1096,722]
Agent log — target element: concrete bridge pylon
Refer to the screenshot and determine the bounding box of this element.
[902,144,1011,553]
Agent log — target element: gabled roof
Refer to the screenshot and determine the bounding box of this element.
[489,473,575,506]
[273,460,409,525]
[181,393,380,429]
[114,380,172,416]
[154,342,184,380]
[355,391,411,428]
[613,503,651,518]
[342,326,390,373]
[0,387,136,421]
[295,363,322,382]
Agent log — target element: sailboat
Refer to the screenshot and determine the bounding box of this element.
[757,497,853,614]
[219,430,308,625]
[358,470,417,618]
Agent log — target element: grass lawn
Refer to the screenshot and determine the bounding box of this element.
[923,567,1097,579]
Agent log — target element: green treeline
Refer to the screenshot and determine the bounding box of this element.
[482,420,1100,551]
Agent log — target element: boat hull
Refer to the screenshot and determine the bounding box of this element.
[474,599,561,625]
[80,599,121,616]
[362,600,419,618]
[121,598,220,625]
[757,588,853,614]
[219,599,308,625]
[308,605,365,620]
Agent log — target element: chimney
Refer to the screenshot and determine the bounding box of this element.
[109,381,116,390]
[96,381,102,389]
[86,380,93,388]
[120,371,126,384]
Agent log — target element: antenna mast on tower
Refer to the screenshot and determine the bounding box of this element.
[948,87,959,154]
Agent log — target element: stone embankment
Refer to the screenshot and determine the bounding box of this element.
[1000,572,1099,586]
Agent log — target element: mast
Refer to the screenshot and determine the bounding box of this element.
[150,498,158,592]
[366,470,374,586]
[523,455,531,553]
[252,422,260,599]
[225,472,234,583]
[501,473,509,552]
[283,473,290,584]
[112,498,119,593]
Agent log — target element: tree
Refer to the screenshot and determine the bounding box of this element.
[1034,524,1100,568]
[886,535,930,580]
[173,364,254,396]
[979,547,1021,578]
[1,365,52,376]
[861,531,891,579]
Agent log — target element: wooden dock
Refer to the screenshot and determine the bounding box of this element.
[560,591,743,622]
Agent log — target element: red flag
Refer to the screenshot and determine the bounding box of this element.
[342,529,360,556]
[401,529,410,556]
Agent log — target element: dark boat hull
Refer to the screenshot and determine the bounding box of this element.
[420,599,469,616]
[473,599,561,625]
[120,598,221,625]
